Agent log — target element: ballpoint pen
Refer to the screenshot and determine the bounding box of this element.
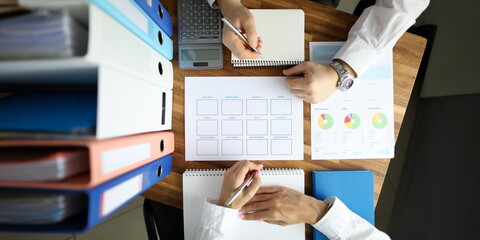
[224,171,257,207]
[221,17,265,59]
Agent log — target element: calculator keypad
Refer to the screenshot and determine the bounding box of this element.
[178,0,222,44]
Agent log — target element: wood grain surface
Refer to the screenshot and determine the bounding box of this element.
[143,0,426,226]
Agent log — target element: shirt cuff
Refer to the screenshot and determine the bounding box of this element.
[312,196,354,239]
[196,199,239,238]
[333,36,379,78]
[207,0,219,9]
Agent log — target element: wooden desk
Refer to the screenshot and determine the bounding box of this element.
[143,0,426,213]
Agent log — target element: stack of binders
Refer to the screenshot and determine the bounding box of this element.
[0,0,175,233]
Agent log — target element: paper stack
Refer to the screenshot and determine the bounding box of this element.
[0,10,87,59]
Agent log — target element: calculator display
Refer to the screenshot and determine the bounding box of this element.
[181,49,220,61]
[178,0,223,69]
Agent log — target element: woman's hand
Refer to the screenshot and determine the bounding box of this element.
[218,160,263,209]
[240,186,328,225]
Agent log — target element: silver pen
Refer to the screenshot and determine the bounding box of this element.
[224,171,256,207]
[221,17,265,59]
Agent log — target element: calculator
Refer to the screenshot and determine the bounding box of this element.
[178,0,223,69]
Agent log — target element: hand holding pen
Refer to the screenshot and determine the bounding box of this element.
[218,161,263,209]
[215,0,263,59]
[222,17,265,59]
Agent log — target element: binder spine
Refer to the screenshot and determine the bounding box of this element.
[0,155,172,233]
[90,0,173,60]
[86,154,172,231]
[133,0,173,37]
[231,60,305,67]
[89,5,173,89]
[97,132,175,178]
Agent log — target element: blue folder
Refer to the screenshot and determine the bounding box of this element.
[0,91,97,135]
[89,0,173,60]
[0,154,172,233]
[312,170,374,240]
[133,0,173,37]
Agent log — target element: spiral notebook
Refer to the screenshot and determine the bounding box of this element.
[231,9,305,67]
[183,168,305,240]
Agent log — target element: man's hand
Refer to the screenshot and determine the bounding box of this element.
[218,160,263,209]
[283,62,339,104]
[240,186,328,225]
[217,0,262,59]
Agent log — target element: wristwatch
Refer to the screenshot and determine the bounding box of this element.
[330,61,355,92]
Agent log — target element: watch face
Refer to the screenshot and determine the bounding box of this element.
[338,77,354,91]
[344,78,354,89]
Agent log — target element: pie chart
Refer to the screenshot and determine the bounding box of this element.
[317,113,334,130]
[372,113,388,129]
[344,113,361,129]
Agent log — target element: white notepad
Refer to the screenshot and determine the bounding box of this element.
[183,168,305,240]
[231,9,305,67]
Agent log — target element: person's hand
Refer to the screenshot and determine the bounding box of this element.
[283,61,339,104]
[240,186,328,225]
[217,160,263,209]
[217,0,262,59]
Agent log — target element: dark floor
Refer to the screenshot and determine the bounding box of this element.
[388,94,480,239]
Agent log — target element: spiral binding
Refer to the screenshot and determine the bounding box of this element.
[260,168,304,176]
[184,168,303,177]
[232,60,304,68]
[184,169,227,177]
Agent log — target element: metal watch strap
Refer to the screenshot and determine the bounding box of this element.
[330,61,354,92]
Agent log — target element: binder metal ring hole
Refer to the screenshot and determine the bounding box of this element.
[156,165,163,178]
[157,4,164,19]
[160,139,165,152]
[158,31,163,45]
[158,62,163,75]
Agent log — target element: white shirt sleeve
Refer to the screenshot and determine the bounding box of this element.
[334,0,430,76]
[195,197,389,240]
[312,197,390,240]
[195,199,239,240]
